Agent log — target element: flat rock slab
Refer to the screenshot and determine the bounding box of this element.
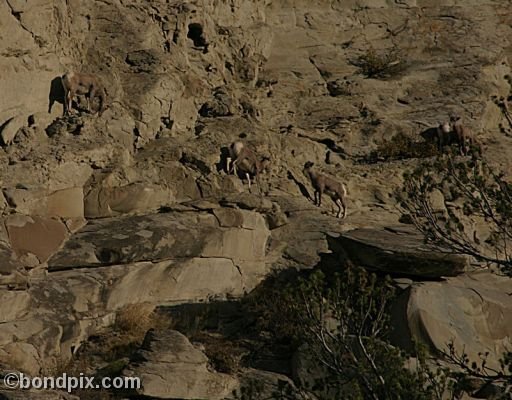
[338,226,468,278]
[47,212,217,270]
[48,209,269,272]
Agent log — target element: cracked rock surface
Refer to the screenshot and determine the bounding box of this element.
[1,0,512,398]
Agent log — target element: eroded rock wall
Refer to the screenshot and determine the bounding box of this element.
[1,0,512,395]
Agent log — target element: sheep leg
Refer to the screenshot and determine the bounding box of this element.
[231,159,238,175]
[313,190,319,206]
[336,198,347,219]
[226,157,232,174]
[246,173,252,189]
[62,89,69,115]
[256,174,263,196]
[66,89,74,115]
[335,199,342,218]
[438,135,443,152]
[317,191,322,207]
[88,87,97,113]
[458,134,466,156]
[340,197,347,219]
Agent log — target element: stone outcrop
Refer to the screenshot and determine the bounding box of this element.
[0,207,270,373]
[392,271,512,370]
[125,329,237,399]
[0,0,512,397]
[338,226,469,278]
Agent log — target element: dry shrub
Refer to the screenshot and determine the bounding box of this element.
[192,332,246,374]
[114,302,157,339]
[355,48,407,79]
[42,356,114,400]
[42,354,90,377]
[100,302,171,361]
[366,132,437,162]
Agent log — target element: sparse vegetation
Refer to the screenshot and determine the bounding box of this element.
[399,153,512,274]
[399,153,512,396]
[354,48,407,79]
[1,48,30,58]
[41,303,168,399]
[114,302,158,339]
[241,266,451,399]
[364,132,438,163]
[192,332,246,373]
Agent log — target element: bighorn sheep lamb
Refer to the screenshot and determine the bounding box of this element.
[303,161,347,219]
[226,141,270,190]
[61,72,107,116]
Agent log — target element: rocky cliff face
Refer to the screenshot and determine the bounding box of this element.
[1,0,512,398]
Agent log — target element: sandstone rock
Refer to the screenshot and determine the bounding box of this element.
[47,188,84,219]
[105,258,245,309]
[5,216,68,264]
[392,271,512,370]
[3,186,84,220]
[125,49,160,73]
[84,183,172,218]
[0,342,40,376]
[45,116,84,138]
[199,87,239,117]
[339,226,468,278]
[48,210,270,294]
[0,291,30,323]
[0,0,511,394]
[429,189,446,212]
[0,115,25,146]
[125,329,237,399]
[47,213,215,269]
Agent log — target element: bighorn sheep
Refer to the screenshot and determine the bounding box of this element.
[434,116,479,156]
[436,121,452,152]
[226,141,269,190]
[61,72,107,116]
[303,161,347,219]
[449,114,478,156]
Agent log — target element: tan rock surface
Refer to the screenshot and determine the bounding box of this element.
[125,329,237,399]
[0,0,511,395]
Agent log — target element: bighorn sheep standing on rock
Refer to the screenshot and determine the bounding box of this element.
[226,141,270,190]
[449,114,478,156]
[434,116,479,156]
[436,121,452,152]
[61,72,107,116]
[303,161,347,219]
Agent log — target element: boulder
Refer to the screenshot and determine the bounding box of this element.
[125,329,237,399]
[0,115,25,146]
[338,226,468,278]
[392,272,512,371]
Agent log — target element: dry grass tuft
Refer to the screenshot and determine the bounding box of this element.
[114,302,157,339]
